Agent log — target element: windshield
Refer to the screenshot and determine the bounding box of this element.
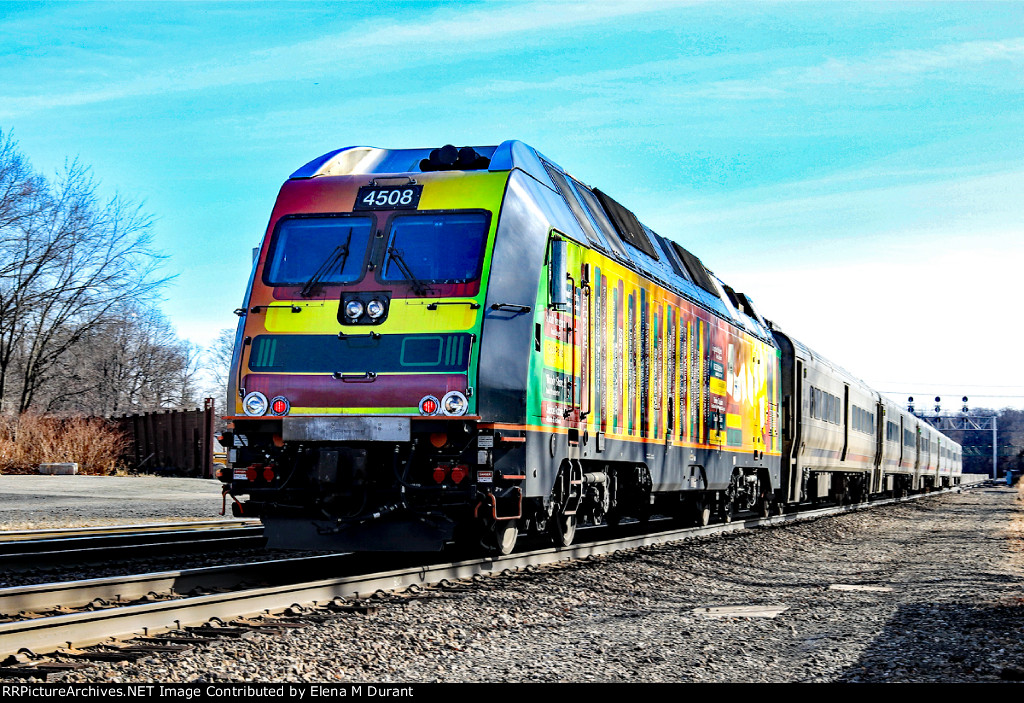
[264,216,373,286]
[382,212,489,283]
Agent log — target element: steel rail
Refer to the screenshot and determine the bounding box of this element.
[0,531,263,558]
[0,489,961,659]
[0,524,265,570]
[0,553,357,615]
[0,520,261,544]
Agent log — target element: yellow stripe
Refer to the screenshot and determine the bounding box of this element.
[503,422,781,455]
[384,300,479,332]
[264,298,480,333]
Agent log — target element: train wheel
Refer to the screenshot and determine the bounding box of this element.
[484,519,518,556]
[636,499,651,526]
[551,513,577,547]
[719,494,734,524]
[692,496,711,527]
[757,495,771,519]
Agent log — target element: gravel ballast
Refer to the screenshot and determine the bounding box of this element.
[35,483,1024,684]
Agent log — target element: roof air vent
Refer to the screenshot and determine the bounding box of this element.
[420,145,490,172]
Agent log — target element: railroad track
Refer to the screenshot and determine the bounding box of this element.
[0,520,265,571]
[0,487,971,676]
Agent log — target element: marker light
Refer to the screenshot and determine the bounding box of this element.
[270,396,290,416]
[366,298,387,319]
[419,395,440,416]
[450,465,468,484]
[441,391,469,416]
[344,300,365,319]
[242,391,269,416]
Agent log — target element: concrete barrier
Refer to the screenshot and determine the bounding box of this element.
[38,463,78,475]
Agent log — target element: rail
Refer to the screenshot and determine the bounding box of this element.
[0,487,969,659]
[0,520,264,570]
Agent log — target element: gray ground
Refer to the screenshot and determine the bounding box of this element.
[0,475,226,530]
[29,481,1023,683]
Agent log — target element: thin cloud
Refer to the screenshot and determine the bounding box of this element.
[0,0,693,118]
[794,37,1024,86]
[465,36,1024,106]
[649,166,1024,255]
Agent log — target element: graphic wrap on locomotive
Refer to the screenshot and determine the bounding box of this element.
[219,141,962,554]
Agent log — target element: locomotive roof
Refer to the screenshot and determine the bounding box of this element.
[289,141,529,179]
[288,140,775,344]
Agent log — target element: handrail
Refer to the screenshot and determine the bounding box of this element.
[564,272,576,419]
[236,337,251,398]
[249,304,301,313]
[370,176,416,186]
[580,280,592,420]
[426,301,480,310]
[338,331,381,340]
[490,303,532,313]
[332,371,378,382]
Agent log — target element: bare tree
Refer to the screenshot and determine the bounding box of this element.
[0,132,44,232]
[204,327,236,409]
[38,303,200,415]
[0,130,170,414]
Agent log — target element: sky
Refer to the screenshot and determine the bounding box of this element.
[1,1,1022,410]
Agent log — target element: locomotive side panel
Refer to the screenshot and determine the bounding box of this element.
[525,233,782,506]
[477,170,560,424]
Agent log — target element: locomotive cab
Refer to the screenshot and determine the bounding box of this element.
[223,144,542,552]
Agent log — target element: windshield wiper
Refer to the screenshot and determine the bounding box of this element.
[386,246,431,296]
[300,230,352,298]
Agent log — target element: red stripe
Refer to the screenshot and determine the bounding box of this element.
[243,373,466,408]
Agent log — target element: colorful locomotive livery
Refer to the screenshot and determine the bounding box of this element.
[221,141,961,554]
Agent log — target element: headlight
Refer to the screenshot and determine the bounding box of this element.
[242,391,269,416]
[419,395,440,416]
[344,300,364,319]
[441,391,468,416]
[366,298,387,319]
[270,396,290,416]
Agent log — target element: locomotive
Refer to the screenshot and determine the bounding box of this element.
[219,141,962,554]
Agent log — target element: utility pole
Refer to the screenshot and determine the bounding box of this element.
[908,396,997,480]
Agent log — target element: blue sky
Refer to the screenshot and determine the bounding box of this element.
[2,1,1023,409]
